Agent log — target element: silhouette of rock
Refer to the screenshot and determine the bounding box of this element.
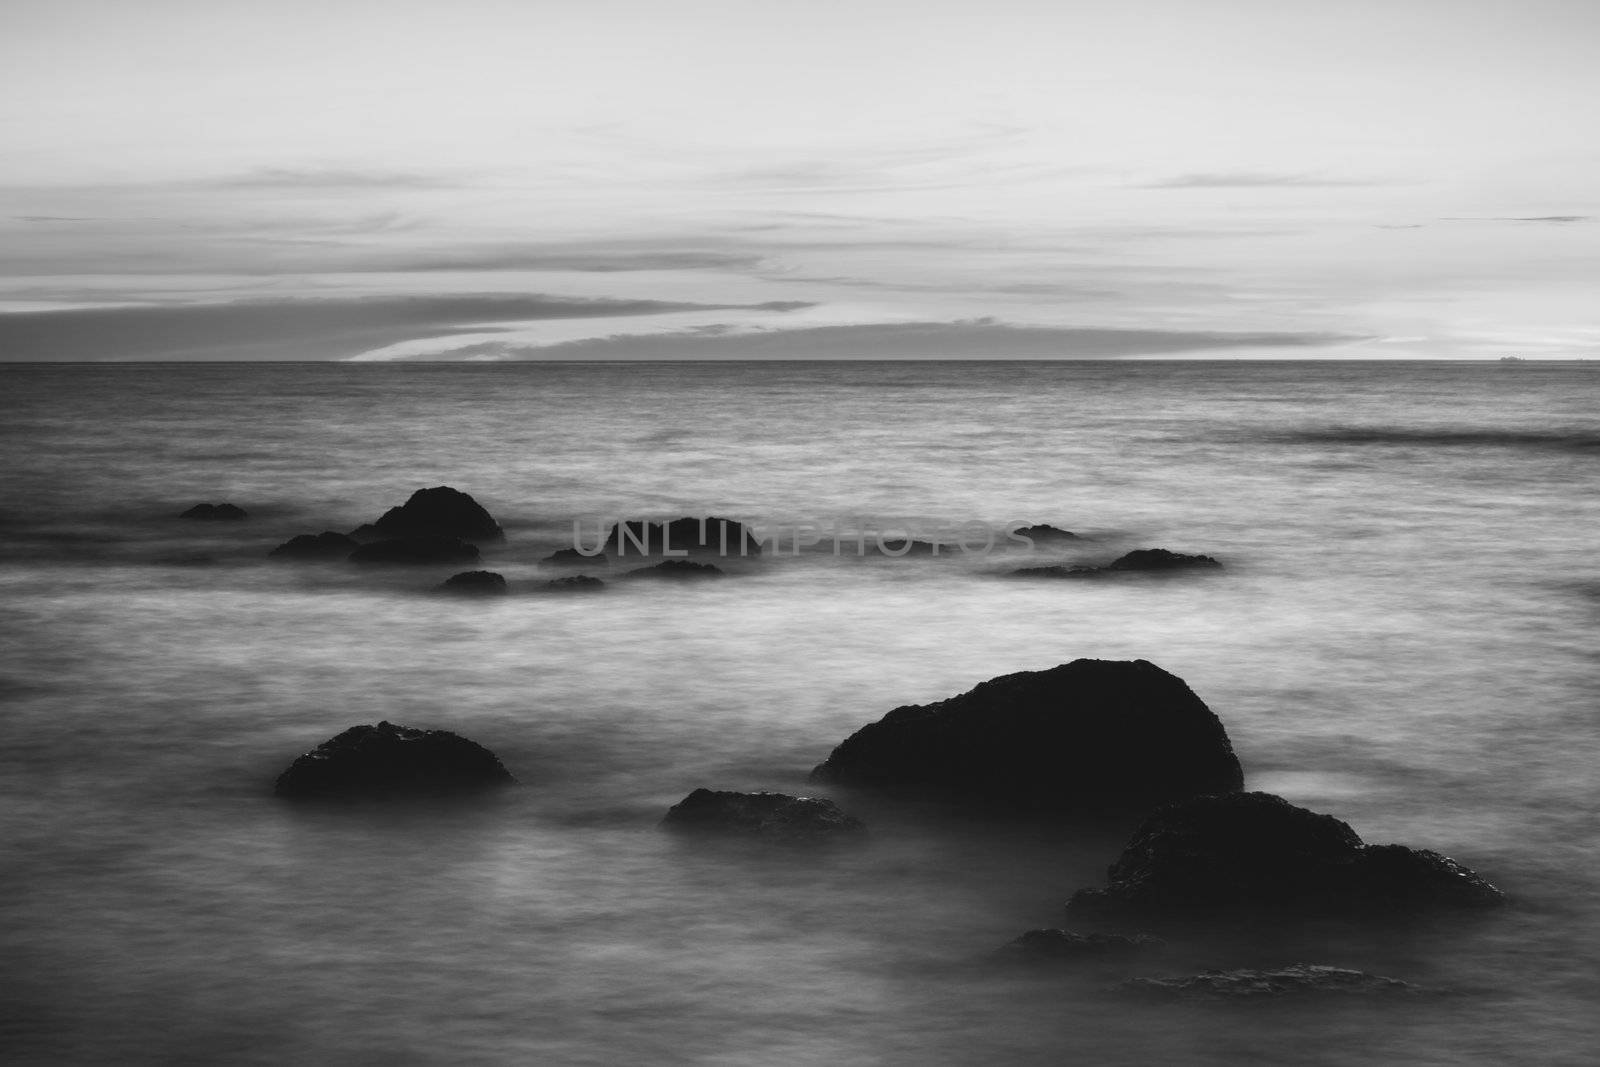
[1008,564,1099,578]
[623,560,725,580]
[1011,524,1080,543]
[998,929,1163,961]
[542,547,606,567]
[1009,548,1222,578]
[810,659,1244,811]
[274,720,516,798]
[268,531,359,560]
[661,788,866,843]
[1119,964,1414,1000]
[348,536,480,565]
[435,570,507,595]
[354,486,504,543]
[180,503,248,520]
[543,575,605,592]
[1066,792,1505,919]
[607,516,763,557]
[872,538,945,556]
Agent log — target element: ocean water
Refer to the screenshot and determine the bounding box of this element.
[1,359,1598,1065]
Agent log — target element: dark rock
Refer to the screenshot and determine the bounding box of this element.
[435,570,507,595]
[810,659,1244,811]
[1106,549,1222,572]
[1008,564,1099,578]
[607,516,763,557]
[543,575,605,592]
[873,538,944,556]
[348,536,480,565]
[274,720,516,798]
[998,929,1163,961]
[623,559,725,580]
[661,788,866,843]
[180,502,248,520]
[543,547,606,567]
[1066,792,1505,919]
[1118,964,1414,1000]
[358,486,504,543]
[269,531,359,560]
[1011,524,1080,543]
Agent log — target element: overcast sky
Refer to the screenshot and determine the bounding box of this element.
[2,0,1596,360]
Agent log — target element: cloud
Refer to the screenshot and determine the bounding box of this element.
[1140,172,1377,189]
[410,320,1365,362]
[0,293,813,362]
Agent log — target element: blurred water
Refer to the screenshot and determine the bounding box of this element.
[1,360,1598,1065]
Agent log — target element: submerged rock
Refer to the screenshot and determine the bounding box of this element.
[1118,964,1414,1001]
[543,575,604,592]
[1066,791,1505,919]
[623,559,725,580]
[542,547,606,567]
[435,570,507,596]
[180,502,248,520]
[998,929,1163,962]
[810,659,1244,811]
[662,788,866,843]
[872,538,945,556]
[348,536,480,565]
[268,531,359,560]
[274,720,516,798]
[1009,548,1222,579]
[353,486,504,543]
[1010,524,1080,544]
[607,516,763,557]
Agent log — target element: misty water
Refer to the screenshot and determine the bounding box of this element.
[2,360,1598,1065]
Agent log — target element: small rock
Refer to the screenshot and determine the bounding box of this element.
[268,531,359,560]
[1011,524,1080,543]
[662,788,866,843]
[180,503,248,520]
[348,536,481,565]
[1118,964,1414,1000]
[274,720,516,798]
[435,570,507,595]
[543,575,605,592]
[1106,549,1222,572]
[998,929,1163,961]
[623,560,725,580]
[543,547,606,567]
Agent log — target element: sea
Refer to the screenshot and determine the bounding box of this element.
[1,359,1597,1065]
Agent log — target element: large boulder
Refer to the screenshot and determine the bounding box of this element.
[607,516,763,557]
[435,570,507,596]
[662,788,865,843]
[353,486,504,543]
[809,659,1244,811]
[268,531,359,560]
[1066,791,1505,918]
[348,536,480,565]
[274,720,516,798]
[180,502,248,520]
[1119,964,1415,1001]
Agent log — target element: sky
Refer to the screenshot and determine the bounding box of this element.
[2,0,1596,360]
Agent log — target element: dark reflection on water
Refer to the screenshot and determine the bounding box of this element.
[1,361,1598,1064]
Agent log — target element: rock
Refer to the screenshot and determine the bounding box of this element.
[1118,964,1414,1000]
[623,560,725,580]
[180,502,248,520]
[348,536,481,565]
[355,486,504,543]
[435,570,507,595]
[607,516,763,557]
[268,531,359,560]
[1066,792,1505,919]
[543,575,605,592]
[810,659,1244,811]
[873,538,944,556]
[1011,524,1080,543]
[542,547,606,567]
[1008,564,1099,578]
[998,929,1163,961]
[274,720,516,798]
[661,788,866,843]
[1106,549,1222,572]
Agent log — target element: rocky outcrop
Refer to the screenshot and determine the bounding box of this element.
[542,547,606,567]
[1010,549,1222,579]
[810,659,1244,811]
[348,536,480,565]
[1066,792,1505,919]
[353,486,504,543]
[542,575,604,592]
[274,720,516,798]
[607,516,763,557]
[268,531,359,560]
[997,929,1162,962]
[1010,524,1080,543]
[623,560,725,580]
[661,788,865,843]
[180,502,248,520]
[1118,964,1414,1000]
[435,570,507,595]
